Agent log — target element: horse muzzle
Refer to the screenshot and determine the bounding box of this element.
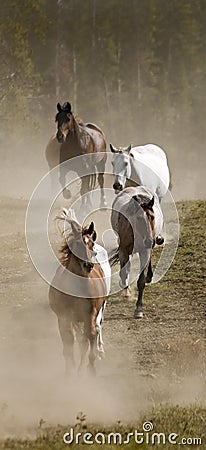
[143,238,153,249]
[83,262,94,273]
[113,182,123,194]
[56,131,64,143]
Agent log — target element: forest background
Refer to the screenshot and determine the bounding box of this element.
[0,0,205,199]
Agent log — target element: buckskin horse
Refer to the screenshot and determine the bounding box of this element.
[110,186,164,319]
[45,102,107,208]
[49,210,111,376]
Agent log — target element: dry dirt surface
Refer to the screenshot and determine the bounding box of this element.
[0,197,205,445]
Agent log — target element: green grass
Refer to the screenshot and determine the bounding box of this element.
[0,405,205,449]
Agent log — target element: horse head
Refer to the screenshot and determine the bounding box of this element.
[56,209,97,273]
[110,143,132,193]
[55,101,73,143]
[69,221,97,274]
[141,197,156,248]
[129,194,155,249]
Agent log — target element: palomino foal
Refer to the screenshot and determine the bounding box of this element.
[49,214,110,375]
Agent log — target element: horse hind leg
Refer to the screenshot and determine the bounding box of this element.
[58,316,75,376]
[119,248,131,298]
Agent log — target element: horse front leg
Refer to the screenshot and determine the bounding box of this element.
[96,303,106,359]
[80,175,92,209]
[59,167,71,199]
[146,258,153,283]
[58,316,75,376]
[77,333,90,374]
[119,247,131,298]
[96,160,107,208]
[134,251,151,319]
[84,312,98,376]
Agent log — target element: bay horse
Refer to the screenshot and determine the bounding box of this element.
[110,143,170,201]
[110,186,164,319]
[46,101,107,208]
[49,210,110,376]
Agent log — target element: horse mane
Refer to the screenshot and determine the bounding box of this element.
[59,224,94,268]
[74,115,84,125]
[56,209,96,268]
[59,232,74,268]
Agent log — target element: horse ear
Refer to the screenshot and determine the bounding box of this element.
[88,221,94,235]
[110,143,116,153]
[141,196,155,211]
[62,101,71,113]
[147,196,154,210]
[92,231,97,242]
[71,221,81,238]
[125,144,132,154]
[57,103,62,112]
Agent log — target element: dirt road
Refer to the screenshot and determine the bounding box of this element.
[0,197,205,437]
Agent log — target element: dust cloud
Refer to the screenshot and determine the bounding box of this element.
[0,294,205,437]
[0,125,205,201]
[0,120,205,438]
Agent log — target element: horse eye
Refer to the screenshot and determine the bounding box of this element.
[124,162,128,167]
[111,161,114,165]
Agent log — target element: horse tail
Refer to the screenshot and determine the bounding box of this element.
[108,247,119,267]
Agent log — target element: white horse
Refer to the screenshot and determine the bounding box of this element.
[110,143,170,201]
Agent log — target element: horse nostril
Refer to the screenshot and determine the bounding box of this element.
[56,132,63,143]
[83,262,94,272]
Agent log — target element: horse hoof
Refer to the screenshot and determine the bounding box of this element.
[97,350,105,360]
[100,200,107,209]
[156,235,164,245]
[123,287,131,298]
[88,365,96,377]
[119,280,129,290]
[134,309,143,319]
[63,189,72,199]
[146,274,153,283]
